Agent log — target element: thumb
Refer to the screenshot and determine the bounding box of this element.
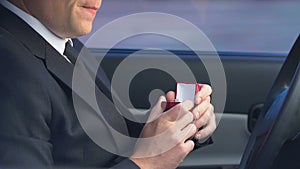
[184,140,195,154]
[147,95,166,122]
[166,91,176,102]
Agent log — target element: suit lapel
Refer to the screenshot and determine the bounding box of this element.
[45,43,75,88]
[67,42,132,154]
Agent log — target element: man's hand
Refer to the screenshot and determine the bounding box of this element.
[166,84,216,140]
[130,96,197,169]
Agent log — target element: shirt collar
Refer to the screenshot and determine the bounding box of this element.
[0,0,72,56]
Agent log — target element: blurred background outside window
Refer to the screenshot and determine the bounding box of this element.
[80,0,300,53]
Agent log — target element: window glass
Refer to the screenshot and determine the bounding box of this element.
[80,0,300,53]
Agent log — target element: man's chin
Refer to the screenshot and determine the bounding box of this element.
[69,28,92,38]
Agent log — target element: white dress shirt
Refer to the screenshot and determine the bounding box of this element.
[0,0,72,63]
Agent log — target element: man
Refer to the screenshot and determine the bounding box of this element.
[0,0,216,168]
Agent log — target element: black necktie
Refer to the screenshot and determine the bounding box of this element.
[63,41,78,64]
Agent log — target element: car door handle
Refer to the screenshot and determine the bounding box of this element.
[248,103,264,133]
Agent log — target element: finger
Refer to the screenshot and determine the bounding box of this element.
[194,84,212,104]
[180,123,197,140]
[175,112,194,130]
[182,139,195,154]
[147,95,167,122]
[162,100,194,122]
[172,139,195,162]
[195,106,216,139]
[155,95,167,110]
[204,96,211,103]
[181,100,194,111]
[192,100,210,120]
[194,104,214,128]
[166,91,176,102]
[161,104,181,122]
[196,120,216,140]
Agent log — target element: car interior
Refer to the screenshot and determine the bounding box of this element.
[1,0,300,168]
[92,34,300,169]
[83,1,300,168]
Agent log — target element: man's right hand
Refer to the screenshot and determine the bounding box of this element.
[130,96,197,169]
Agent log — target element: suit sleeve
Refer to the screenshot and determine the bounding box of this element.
[0,41,54,168]
[0,35,142,169]
[110,159,140,169]
[0,49,142,169]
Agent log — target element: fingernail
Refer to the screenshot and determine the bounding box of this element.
[196,133,201,139]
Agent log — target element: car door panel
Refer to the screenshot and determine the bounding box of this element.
[93,49,286,169]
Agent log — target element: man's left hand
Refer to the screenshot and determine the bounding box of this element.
[166,84,216,140]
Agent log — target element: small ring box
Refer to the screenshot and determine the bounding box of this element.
[163,82,201,111]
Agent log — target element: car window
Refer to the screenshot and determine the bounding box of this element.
[80,0,300,53]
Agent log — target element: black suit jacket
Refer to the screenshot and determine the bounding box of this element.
[0,5,140,169]
[0,3,214,169]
